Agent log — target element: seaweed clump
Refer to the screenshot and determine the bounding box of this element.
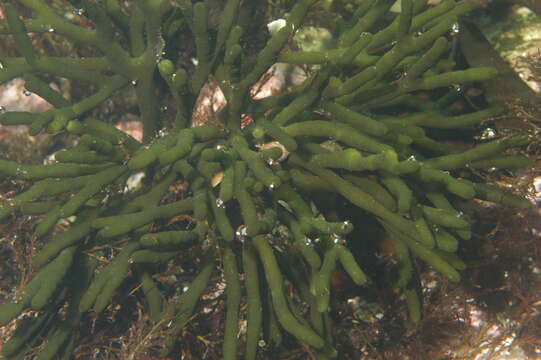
[0,0,534,358]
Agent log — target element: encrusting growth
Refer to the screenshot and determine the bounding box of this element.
[0,0,533,358]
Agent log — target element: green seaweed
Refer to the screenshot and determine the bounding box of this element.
[0,0,533,358]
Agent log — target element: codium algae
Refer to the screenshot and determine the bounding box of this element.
[0,0,533,358]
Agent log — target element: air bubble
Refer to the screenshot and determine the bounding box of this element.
[407,155,417,162]
[268,183,277,190]
[267,158,276,166]
[160,105,168,112]
[15,167,28,176]
[47,27,55,33]
[216,144,227,151]
[304,237,313,246]
[0,106,6,114]
[74,8,85,15]
[452,84,462,93]
[480,127,497,140]
[236,226,248,237]
[23,89,32,96]
[216,198,226,208]
[0,62,4,70]
[450,22,460,35]
[131,80,138,86]
[157,128,166,138]
[332,233,346,245]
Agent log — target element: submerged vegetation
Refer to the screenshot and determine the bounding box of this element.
[0,0,534,358]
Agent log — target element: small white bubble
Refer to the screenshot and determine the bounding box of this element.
[450,22,460,36]
[23,89,32,96]
[131,80,138,86]
[216,145,227,151]
[160,105,168,112]
[480,127,497,140]
[216,198,226,208]
[258,340,266,347]
[74,8,85,15]
[268,183,276,190]
[267,158,276,166]
[15,167,28,176]
[47,27,55,33]
[407,155,417,162]
[235,226,248,237]
[304,237,312,246]
[182,286,189,293]
[0,62,4,69]
[332,233,345,244]
[0,106,6,114]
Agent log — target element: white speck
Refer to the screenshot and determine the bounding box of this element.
[15,167,28,176]
[450,22,460,35]
[332,233,345,244]
[0,106,6,114]
[268,183,276,190]
[407,155,417,162]
[304,237,312,246]
[480,127,497,140]
[216,198,226,208]
[157,128,167,138]
[235,226,248,237]
[23,89,32,96]
[267,19,287,34]
[131,80,138,86]
[124,172,145,192]
[74,8,85,15]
